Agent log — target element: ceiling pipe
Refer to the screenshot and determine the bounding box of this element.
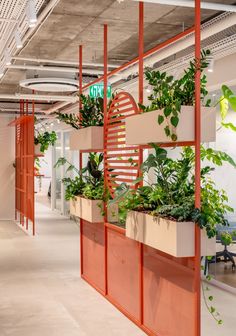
[119,12,236,77]
[12,56,119,69]
[0,0,61,82]
[43,101,72,114]
[0,94,78,103]
[7,64,105,75]
[132,0,236,12]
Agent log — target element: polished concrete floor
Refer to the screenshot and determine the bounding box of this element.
[0,203,145,336]
[0,203,235,336]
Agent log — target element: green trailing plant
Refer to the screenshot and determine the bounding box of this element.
[34,131,57,153]
[56,94,104,129]
[139,49,211,141]
[54,153,104,201]
[201,271,223,325]
[110,143,235,239]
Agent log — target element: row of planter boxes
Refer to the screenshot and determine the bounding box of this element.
[68,106,216,258]
[68,106,216,151]
[70,197,215,258]
[70,197,118,224]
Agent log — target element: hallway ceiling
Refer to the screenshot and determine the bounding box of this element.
[0,0,235,115]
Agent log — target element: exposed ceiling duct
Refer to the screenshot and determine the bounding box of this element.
[0,93,77,103]
[132,0,236,12]
[119,12,236,77]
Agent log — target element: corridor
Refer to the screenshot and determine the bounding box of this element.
[0,203,144,336]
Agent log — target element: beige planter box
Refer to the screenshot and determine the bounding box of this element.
[70,126,103,151]
[34,144,43,156]
[126,106,216,145]
[126,211,216,257]
[70,196,118,223]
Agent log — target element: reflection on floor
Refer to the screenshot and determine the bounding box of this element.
[209,243,236,288]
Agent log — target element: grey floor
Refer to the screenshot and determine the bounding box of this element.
[0,203,144,336]
[0,202,235,336]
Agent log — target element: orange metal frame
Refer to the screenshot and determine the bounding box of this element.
[9,98,35,235]
[79,1,201,335]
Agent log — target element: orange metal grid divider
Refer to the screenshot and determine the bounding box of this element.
[79,1,201,335]
[10,98,35,235]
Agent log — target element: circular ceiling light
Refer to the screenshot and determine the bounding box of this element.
[20,77,79,92]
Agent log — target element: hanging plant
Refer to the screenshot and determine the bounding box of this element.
[34,131,57,153]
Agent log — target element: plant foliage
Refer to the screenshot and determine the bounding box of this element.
[54,153,104,201]
[56,94,103,129]
[34,131,57,153]
[218,85,236,132]
[140,49,211,141]
[110,144,235,238]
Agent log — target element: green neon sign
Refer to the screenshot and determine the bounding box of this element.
[89,83,112,98]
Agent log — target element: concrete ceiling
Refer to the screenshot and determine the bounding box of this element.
[0,0,235,111]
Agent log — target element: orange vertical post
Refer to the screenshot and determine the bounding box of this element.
[79,45,83,111]
[26,100,29,230]
[194,0,201,335]
[32,91,35,236]
[138,1,144,325]
[79,45,84,275]
[103,23,108,295]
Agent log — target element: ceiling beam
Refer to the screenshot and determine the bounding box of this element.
[7,64,105,75]
[0,94,78,103]
[12,56,119,69]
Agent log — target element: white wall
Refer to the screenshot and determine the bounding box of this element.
[0,117,15,220]
[211,111,236,222]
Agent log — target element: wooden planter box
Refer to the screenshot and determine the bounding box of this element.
[126,211,215,257]
[69,126,103,151]
[70,196,118,223]
[126,106,216,145]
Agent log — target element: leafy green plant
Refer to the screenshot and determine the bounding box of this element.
[218,85,236,132]
[34,131,57,153]
[139,49,211,141]
[54,153,104,201]
[110,143,235,238]
[56,94,103,129]
[219,230,236,246]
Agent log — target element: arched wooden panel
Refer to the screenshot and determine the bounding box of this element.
[104,92,141,198]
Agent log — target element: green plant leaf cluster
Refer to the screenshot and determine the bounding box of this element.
[139,49,211,141]
[56,94,103,129]
[111,143,235,238]
[34,131,57,153]
[54,153,105,201]
[218,85,236,132]
[219,230,236,246]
